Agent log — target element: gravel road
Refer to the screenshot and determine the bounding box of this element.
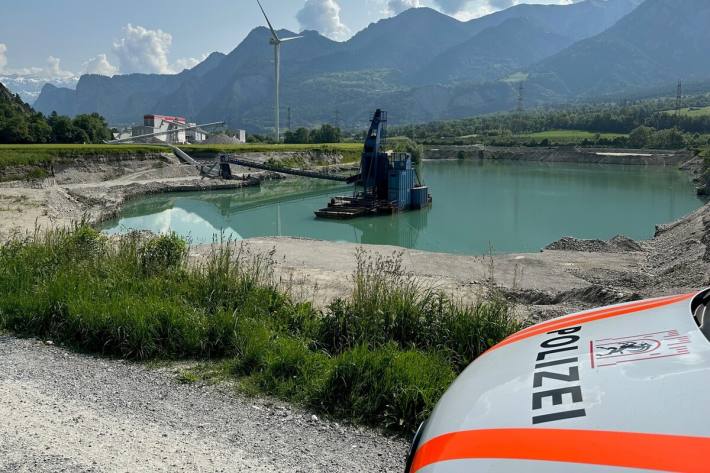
[0,335,408,472]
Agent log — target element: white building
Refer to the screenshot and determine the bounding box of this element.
[132,114,188,144]
[234,129,246,143]
[186,123,208,143]
[130,114,244,144]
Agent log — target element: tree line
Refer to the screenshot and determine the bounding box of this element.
[392,92,710,149]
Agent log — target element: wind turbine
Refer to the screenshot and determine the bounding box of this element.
[256,0,302,143]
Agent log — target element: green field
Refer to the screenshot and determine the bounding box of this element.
[663,106,710,117]
[515,129,629,141]
[0,143,362,167]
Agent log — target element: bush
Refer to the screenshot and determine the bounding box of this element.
[318,345,454,430]
[139,232,188,274]
[320,249,521,370]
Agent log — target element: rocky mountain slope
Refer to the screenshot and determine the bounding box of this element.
[530,0,710,97]
[33,0,705,131]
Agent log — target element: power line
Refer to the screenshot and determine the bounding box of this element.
[517,82,524,113]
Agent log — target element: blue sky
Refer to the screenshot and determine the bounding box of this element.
[0,0,577,79]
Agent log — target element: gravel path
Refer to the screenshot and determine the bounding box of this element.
[0,335,407,473]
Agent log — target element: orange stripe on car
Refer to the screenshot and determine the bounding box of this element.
[410,428,710,473]
[510,295,681,337]
[482,293,694,356]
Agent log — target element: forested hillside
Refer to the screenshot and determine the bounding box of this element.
[0,82,112,144]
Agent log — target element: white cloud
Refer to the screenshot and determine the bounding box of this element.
[387,0,422,15]
[111,24,207,74]
[0,49,76,81]
[46,56,75,80]
[84,54,118,76]
[433,0,578,19]
[173,54,208,72]
[0,43,7,72]
[112,23,173,74]
[488,0,577,8]
[0,47,79,102]
[297,0,351,41]
[433,0,470,14]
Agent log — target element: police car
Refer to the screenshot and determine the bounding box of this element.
[405,290,710,472]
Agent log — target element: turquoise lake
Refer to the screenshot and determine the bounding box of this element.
[102,160,705,255]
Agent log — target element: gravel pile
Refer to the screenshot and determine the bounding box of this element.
[203,133,242,145]
[545,235,643,253]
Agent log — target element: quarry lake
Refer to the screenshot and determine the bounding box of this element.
[103,160,705,255]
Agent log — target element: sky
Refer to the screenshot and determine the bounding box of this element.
[0,0,579,81]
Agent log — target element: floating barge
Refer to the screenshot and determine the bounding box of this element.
[315,109,431,220]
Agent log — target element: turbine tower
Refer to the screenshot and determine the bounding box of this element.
[256,0,301,142]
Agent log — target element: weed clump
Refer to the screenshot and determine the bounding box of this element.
[320,249,521,370]
[139,232,187,274]
[0,226,522,433]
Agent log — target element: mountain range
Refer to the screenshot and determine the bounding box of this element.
[31,0,710,131]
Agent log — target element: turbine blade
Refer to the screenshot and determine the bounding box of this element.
[256,0,279,41]
[279,36,303,42]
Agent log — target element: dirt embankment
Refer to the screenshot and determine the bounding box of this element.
[0,152,275,239]
[0,148,359,240]
[425,145,692,166]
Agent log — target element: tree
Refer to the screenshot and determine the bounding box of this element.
[0,82,112,144]
[72,113,112,143]
[284,127,311,144]
[311,124,341,143]
[48,113,87,144]
[650,128,686,149]
[628,126,654,148]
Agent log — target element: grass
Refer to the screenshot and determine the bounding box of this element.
[663,106,710,117]
[0,144,163,167]
[0,143,362,168]
[0,225,522,433]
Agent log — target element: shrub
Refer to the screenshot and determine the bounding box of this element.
[319,249,522,370]
[139,232,187,274]
[318,345,455,431]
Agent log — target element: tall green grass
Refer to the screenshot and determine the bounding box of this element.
[0,226,522,432]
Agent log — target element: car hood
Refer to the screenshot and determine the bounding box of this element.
[412,291,710,472]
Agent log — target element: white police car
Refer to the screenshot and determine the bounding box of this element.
[406,290,710,472]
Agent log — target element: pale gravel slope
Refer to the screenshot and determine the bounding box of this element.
[0,336,407,473]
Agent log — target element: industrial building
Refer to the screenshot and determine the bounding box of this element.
[132,115,188,144]
[127,115,245,145]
